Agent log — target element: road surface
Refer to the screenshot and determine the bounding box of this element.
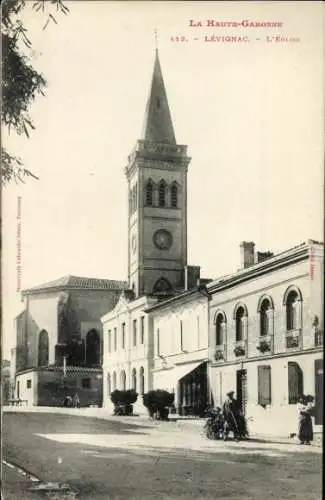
[2,411,322,499]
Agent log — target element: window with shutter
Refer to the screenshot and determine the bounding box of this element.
[288,361,304,404]
[258,365,271,406]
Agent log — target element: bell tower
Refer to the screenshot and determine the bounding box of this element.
[125,49,191,298]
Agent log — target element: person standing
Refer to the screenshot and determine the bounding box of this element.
[73,392,80,408]
[223,391,241,441]
[297,395,314,445]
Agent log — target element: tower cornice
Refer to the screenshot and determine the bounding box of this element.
[125,139,191,178]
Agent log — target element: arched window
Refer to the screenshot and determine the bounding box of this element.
[288,362,304,404]
[38,330,49,366]
[120,370,126,391]
[153,277,173,296]
[171,183,178,208]
[260,299,271,336]
[132,368,137,391]
[86,329,100,366]
[158,180,166,207]
[139,367,144,394]
[215,313,226,346]
[112,372,117,391]
[235,306,246,342]
[107,373,111,396]
[286,290,299,331]
[146,180,153,206]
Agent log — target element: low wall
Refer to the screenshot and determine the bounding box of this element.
[37,370,102,407]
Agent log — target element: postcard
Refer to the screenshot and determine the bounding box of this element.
[2,1,323,499]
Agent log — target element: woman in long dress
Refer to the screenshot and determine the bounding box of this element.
[297,396,314,445]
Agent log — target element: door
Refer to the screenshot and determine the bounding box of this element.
[315,359,323,425]
[236,369,247,415]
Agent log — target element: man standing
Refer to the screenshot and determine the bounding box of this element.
[222,391,241,441]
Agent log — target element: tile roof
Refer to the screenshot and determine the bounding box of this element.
[22,275,127,294]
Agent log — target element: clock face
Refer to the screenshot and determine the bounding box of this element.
[153,229,173,250]
[131,234,137,253]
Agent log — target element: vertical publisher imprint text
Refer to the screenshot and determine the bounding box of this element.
[16,196,22,292]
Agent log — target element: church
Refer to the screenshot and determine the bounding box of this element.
[12,47,323,433]
[101,48,212,415]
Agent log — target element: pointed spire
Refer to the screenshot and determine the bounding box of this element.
[141,44,176,145]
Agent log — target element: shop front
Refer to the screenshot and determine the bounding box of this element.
[153,360,208,416]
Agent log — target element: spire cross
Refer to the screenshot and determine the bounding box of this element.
[154,29,158,52]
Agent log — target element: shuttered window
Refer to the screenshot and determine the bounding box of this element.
[288,361,304,404]
[258,365,271,406]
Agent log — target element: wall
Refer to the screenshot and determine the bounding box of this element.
[208,245,324,435]
[152,293,209,364]
[15,370,38,405]
[208,258,315,362]
[102,295,156,409]
[209,351,322,436]
[26,292,60,367]
[37,368,102,407]
[17,288,122,374]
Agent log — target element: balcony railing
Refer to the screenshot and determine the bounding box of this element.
[285,329,301,349]
[256,336,273,354]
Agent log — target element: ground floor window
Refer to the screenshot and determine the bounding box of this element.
[179,363,207,416]
[27,379,32,389]
[139,367,144,394]
[257,365,271,407]
[288,361,303,404]
[82,378,92,389]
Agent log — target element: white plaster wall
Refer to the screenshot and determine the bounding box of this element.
[209,259,316,361]
[153,295,209,362]
[102,296,155,408]
[27,293,60,366]
[209,352,322,436]
[16,370,38,405]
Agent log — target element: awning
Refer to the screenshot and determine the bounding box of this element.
[153,361,206,392]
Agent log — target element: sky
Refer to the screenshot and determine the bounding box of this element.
[2,1,324,359]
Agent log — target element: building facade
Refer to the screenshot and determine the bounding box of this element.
[207,240,324,435]
[101,292,157,413]
[13,275,126,406]
[147,287,210,416]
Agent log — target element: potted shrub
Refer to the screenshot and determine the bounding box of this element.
[110,389,138,416]
[143,389,174,420]
[256,340,271,353]
[234,345,245,357]
[214,349,224,361]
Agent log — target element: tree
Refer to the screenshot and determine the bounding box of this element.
[1,0,69,184]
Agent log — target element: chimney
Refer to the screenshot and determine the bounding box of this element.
[184,265,201,291]
[240,241,255,269]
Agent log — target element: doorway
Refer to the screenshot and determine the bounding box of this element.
[236,369,247,415]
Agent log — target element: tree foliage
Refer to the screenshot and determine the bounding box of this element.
[1,0,69,184]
